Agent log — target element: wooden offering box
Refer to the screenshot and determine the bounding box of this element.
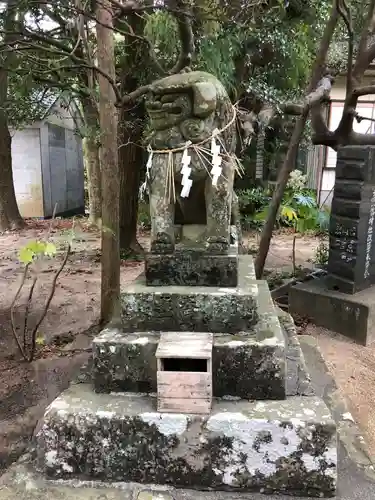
[156,332,213,414]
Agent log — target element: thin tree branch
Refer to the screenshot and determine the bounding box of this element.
[120,82,153,106]
[168,0,195,74]
[23,275,37,351]
[337,0,353,95]
[10,265,30,361]
[353,0,375,81]
[16,36,124,102]
[353,111,375,123]
[29,244,71,362]
[353,84,375,96]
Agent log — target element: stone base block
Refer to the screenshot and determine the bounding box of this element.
[121,256,259,334]
[289,277,375,346]
[145,246,238,287]
[93,330,158,393]
[92,321,286,400]
[121,285,258,333]
[37,385,337,497]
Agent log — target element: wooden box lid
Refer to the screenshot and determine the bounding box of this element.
[156,332,213,360]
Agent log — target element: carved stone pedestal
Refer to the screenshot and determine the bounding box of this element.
[35,68,337,497]
[145,246,238,287]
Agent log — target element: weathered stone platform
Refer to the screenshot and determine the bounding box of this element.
[95,264,286,400]
[34,253,338,497]
[37,384,337,497]
[93,328,286,400]
[122,256,264,334]
[121,283,258,332]
[145,246,238,287]
[289,277,375,345]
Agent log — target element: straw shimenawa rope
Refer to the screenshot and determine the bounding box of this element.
[149,106,237,155]
[140,106,243,201]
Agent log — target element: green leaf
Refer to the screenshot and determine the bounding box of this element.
[44,242,57,257]
[254,208,269,221]
[19,247,34,265]
[280,205,297,221]
[35,336,45,346]
[26,240,46,255]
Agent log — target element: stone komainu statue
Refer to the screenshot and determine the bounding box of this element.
[145,71,240,254]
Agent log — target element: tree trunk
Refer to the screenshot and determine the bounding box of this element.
[96,1,120,325]
[117,14,147,255]
[254,4,340,279]
[85,135,102,225]
[0,120,24,231]
[0,0,24,231]
[81,97,102,226]
[118,104,145,254]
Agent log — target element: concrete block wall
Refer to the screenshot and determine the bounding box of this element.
[11,121,85,218]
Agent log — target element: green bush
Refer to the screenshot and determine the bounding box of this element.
[314,240,329,267]
[238,171,330,234]
[256,190,330,233]
[237,187,270,230]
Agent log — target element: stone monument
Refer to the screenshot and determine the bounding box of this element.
[327,146,375,293]
[290,145,375,345]
[36,71,337,497]
[142,71,242,286]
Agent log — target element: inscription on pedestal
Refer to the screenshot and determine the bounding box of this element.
[327,146,375,293]
[365,190,375,279]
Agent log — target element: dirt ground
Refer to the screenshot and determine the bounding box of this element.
[0,219,144,470]
[309,325,375,458]
[0,221,369,473]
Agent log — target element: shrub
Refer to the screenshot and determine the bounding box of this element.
[237,188,270,230]
[255,170,330,233]
[314,240,329,267]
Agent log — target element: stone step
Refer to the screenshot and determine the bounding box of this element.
[92,327,285,400]
[37,384,337,497]
[121,256,258,334]
[145,239,239,287]
[94,278,286,400]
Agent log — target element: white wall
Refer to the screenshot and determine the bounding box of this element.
[325,102,375,171]
[11,127,44,217]
[319,77,375,206]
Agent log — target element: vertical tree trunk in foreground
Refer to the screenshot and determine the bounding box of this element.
[96,1,120,325]
[0,0,25,231]
[118,103,145,255]
[118,13,146,255]
[0,116,24,231]
[254,4,340,278]
[82,97,102,226]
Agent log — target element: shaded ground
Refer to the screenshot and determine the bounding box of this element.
[0,219,144,471]
[309,325,375,461]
